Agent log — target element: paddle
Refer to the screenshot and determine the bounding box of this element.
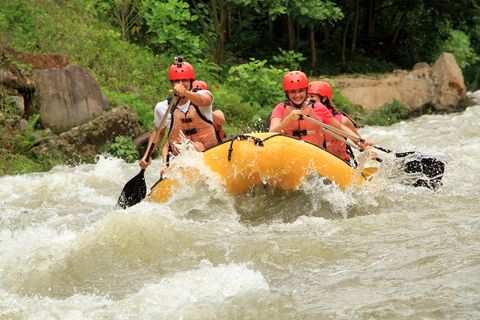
[319,126,381,178]
[117,96,180,208]
[302,115,447,189]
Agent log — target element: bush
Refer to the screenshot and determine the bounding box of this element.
[226,59,286,109]
[103,89,153,130]
[464,62,480,91]
[365,100,410,126]
[212,84,258,135]
[107,136,139,163]
[438,29,479,69]
[272,48,306,70]
[0,114,64,175]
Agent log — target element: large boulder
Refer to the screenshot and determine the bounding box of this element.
[33,65,109,132]
[431,53,466,111]
[34,105,141,161]
[334,53,466,112]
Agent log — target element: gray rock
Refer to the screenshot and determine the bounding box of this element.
[35,105,141,161]
[33,65,109,132]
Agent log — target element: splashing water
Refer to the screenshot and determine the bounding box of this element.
[1,93,480,319]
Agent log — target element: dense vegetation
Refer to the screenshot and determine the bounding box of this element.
[0,0,479,174]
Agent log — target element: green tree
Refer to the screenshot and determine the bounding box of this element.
[143,0,207,57]
[90,0,144,41]
[439,29,478,68]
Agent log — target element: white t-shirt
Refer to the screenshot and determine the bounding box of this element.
[153,90,214,130]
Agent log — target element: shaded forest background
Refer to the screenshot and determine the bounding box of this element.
[0,0,479,173]
[2,0,479,129]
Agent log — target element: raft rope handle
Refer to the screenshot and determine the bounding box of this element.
[227,135,265,161]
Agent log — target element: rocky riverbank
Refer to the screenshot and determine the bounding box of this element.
[0,49,470,174]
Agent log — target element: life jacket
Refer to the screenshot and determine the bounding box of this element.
[325,112,350,161]
[213,120,225,141]
[279,102,325,148]
[167,102,220,155]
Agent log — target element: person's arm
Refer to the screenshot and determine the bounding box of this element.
[159,143,169,175]
[269,108,302,133]
[341,117,360,136]
[212,109,225,126]
[139,126,166,169]
[173,84,212,107]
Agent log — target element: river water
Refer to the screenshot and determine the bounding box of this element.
[1,92,480,319]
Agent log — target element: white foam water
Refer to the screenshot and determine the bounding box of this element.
[1,94,480,319]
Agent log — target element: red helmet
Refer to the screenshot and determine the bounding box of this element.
[169,61,195,80]
[283,71,308,91]
[307,81,332,101]
[192,80,208,91]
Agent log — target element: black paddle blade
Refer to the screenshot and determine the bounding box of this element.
[403,155,446,190]
[117,170,147,208]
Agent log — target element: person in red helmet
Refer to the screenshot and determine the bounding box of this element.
[139,57,220,171]
[192,80,226,141]
[269,71,371,151]
[192,80,208,91]
[307,81,360,162]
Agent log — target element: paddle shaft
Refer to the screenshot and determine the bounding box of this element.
[117,96,180,208]
[144,96,180,162]
[322,127,361,151]
[303,115,409,157]
[303,115,383,163]
[304,113,446,189]
[302,115,364,143]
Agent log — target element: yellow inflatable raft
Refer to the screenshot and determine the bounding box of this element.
[149,132,368,203]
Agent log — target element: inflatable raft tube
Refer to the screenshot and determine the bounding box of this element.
[149,132,368,203]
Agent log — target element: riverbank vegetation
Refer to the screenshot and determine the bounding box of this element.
[0,0,479,175]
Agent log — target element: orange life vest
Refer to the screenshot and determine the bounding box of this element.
[282,104,325,148]
[325,113,350,161]
[213,121,225,141]
[168,104,219,155]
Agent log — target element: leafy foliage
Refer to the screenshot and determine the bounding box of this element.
[272,49,306,70]
[104,89,153,130]
[1,0,478,176]
[226,59,286,109]
[143,0,207,57]
[0,114,64,175]
[438,29,479,68]
[365,100,410,126]
[107,136,139,163]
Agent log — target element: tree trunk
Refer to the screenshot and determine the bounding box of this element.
[309,25,317,74]
[114,0,140,41]
[226,9,232,41]
[351,0,360,54]
[342,15,352,62]
[387,8,408,53]
[287,15,295,50]
[268,16,273,44]
[191,0,226,64]
[210,0,224,64]
[191,0,215,57]
[365,0,376,39]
